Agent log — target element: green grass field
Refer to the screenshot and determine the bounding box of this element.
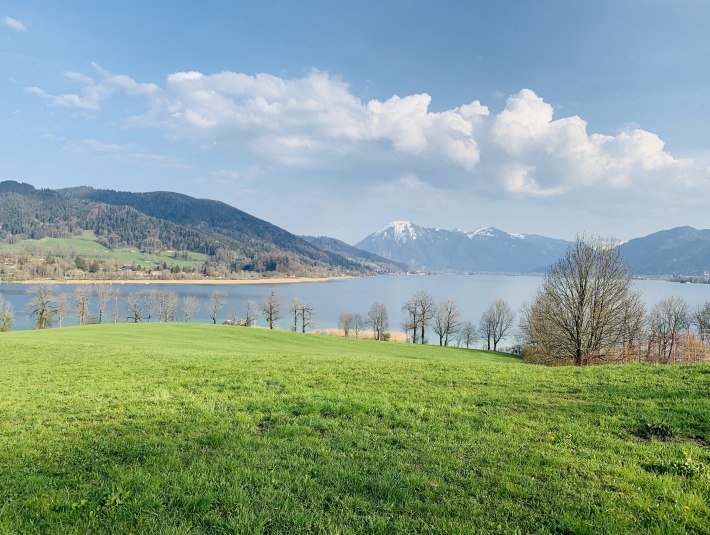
[0,325,707,534]
[0,233,208,269]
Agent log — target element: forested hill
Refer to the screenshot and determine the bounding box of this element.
[0,181,387,277]
[59,187,331,262]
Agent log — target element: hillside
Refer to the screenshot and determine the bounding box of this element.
[0,181,380,279]
[0,324,707,533]
[300,235,406,273]
[356,220,571,273]
[621,226,710,275]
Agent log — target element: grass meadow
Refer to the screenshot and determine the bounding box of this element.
[0,233,208,270]
[0,324,707,533]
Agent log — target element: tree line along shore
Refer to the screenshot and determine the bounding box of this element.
[1,236,708,365]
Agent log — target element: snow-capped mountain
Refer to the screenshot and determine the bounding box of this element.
[355,221,572,273]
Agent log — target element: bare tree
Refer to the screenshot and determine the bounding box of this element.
[433,298,462,346]
[158,291,179,322]
[298,302,315,332]
[414,291,436,344]
[95,284,112,324]
[339,312,355,337]
[366,301,389,341]
[208,291,226,324]
[261,289,282,329]
[691,301,710,342]
[74,286,92,325]
[143,289,158,322]
[649,297,690,362]
[353,313,364,338]
[0,295,14,332]
[243,300,256,327]
[401,296,419,343]
[182,295,200,322]
[459,321,477,349]
[28,285,56,329]
[520,235,633,365]
[126,292,144,323]
[479,299,515,351]
[620,291,646,349]
[110,288,121,323]
[289,298,304,331]
[56,292,70,328]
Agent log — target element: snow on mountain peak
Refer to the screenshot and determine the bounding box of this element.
[466,227,496,239]
[374,220,419,243]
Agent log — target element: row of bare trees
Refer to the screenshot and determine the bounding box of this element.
[337,302,391,340]
[19,285,323,333]
[520,236,710,365]
[335,295,514,349]
[399,291,515,349]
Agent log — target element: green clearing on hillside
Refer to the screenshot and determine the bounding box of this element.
[0,233,208,269]
[0,325,707,534]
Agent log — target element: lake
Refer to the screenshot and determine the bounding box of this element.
[1,275,709,344]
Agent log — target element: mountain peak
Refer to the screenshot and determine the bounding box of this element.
[374,220,420,243]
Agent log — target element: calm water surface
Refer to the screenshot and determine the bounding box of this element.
[1,275,709,340]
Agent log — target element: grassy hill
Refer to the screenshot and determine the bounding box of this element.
[0,325,707,533]
[0,233,208,270]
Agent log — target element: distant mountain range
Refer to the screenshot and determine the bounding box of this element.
[619,226,710,275]
[1,181,707,278]
[355,220,710,276]
[355,221,571,273]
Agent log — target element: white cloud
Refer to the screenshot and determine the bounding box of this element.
[2,16,26,31]
[27,64,160,113]
[28,66,710,206]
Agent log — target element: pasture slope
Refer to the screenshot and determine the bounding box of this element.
[0,324,707,534]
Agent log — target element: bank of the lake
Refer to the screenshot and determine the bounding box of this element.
[2,274,710,337]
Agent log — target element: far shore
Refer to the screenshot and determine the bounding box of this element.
[10,276,357,286]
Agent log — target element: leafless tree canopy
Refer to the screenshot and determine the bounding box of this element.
[433,298,462,346]
[479,299,515,351]
[95,284,113,324]
[158,291,179,322]
[182,295,200,322]
[648,296,690,362]
[353,313,364,338]
[56,292,70,328]
[74,286,92,325]
[126,292,144,323]
[339,312,355,337]
[110,288,121,323]
[520,235,634,365]
[366,301,389,341]
[692,301,710,342]
[143,289,158,322]
[289,298,304,331]
[402,291,436,344]
[243,300,257,327]
[208,291,226,324]
[261,289,282,329]
[28,285,56,329]
[458,320,477,349]
[0,295,14,332]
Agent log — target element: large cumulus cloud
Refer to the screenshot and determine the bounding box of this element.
[29,65,709,202]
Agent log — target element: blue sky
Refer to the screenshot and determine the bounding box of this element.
[2,1,709,242]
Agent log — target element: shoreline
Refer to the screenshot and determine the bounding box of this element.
[8,276,356,286]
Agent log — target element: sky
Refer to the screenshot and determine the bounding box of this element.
[1,1,709,243]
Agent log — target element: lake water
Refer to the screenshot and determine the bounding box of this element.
[1,275,709,344]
